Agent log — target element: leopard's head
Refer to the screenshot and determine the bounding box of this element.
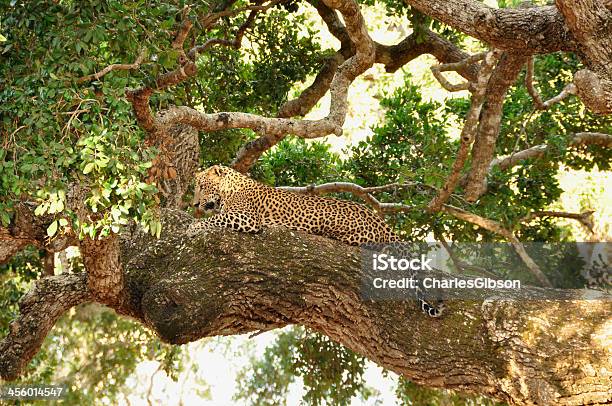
[193,165,233,212]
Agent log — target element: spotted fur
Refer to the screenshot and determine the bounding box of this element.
[189,165,443,317]
[189,165,400,245]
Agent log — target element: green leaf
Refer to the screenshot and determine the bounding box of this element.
[47,220,58,237]
[83,162,95,174]
[34,204,47,216]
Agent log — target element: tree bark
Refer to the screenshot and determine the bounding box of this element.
[555,0,612,114]
[1,210,610,405]
[403,0,575,54]
[464,52,527,201]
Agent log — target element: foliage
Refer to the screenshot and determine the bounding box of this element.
[396,377,505,406]
[252,138,343,186]
[234,327,375,406]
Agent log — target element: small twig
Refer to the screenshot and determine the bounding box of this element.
[541,83,577,108]
[78,49,147,84]
[197,0,281,32]
[430,52,485,92]
[188,8,258,59]
[525,57,544,109]
[172,6,193,51]
[435,233,500,278]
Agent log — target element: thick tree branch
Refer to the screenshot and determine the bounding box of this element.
[378,30,478,79]
[231,52,345,173]
[464,52,527,201]
[3,211,608,405]
[314,0,479,79]
[0,203,77,266]
[232,23,481,173]
[160,0,375,167]
[80,234,130,310]
[282,181,552,287]
[403,0,575,54]
[427,50,502,213]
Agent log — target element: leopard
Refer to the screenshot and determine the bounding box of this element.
[189,164,444,317]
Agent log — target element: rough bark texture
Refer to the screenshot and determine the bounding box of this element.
[555,0,612,114]
[80,235,127,308]
[403,0,575,54]
[1,210,610,406]
[464,53,527,201]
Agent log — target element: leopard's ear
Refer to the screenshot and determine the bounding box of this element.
[205,165,224,178]
[211,165,233,177]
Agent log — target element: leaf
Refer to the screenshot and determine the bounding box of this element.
[47,220,58,237]
[59,218,68,227]
[83,162,95,174]
[34,204,47,216]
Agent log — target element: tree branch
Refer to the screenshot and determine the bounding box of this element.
[520,210,595,233]
[78,49,147,84]
[80,234,131,310]
[430,52,485,92]
[281,180,552,287]
[0,273,90,381]
[526,57,577,110]
[231,52,344,173]
[490,132,612,172]
[159,0,375,163]
[441,204,552,287]
[555,0,612,114]
[378,30,478,79]
[3,211,608,405]
[427,50,502,212]
[464,52,527,201]
[403,0,575,54]
[232,23,481,173]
